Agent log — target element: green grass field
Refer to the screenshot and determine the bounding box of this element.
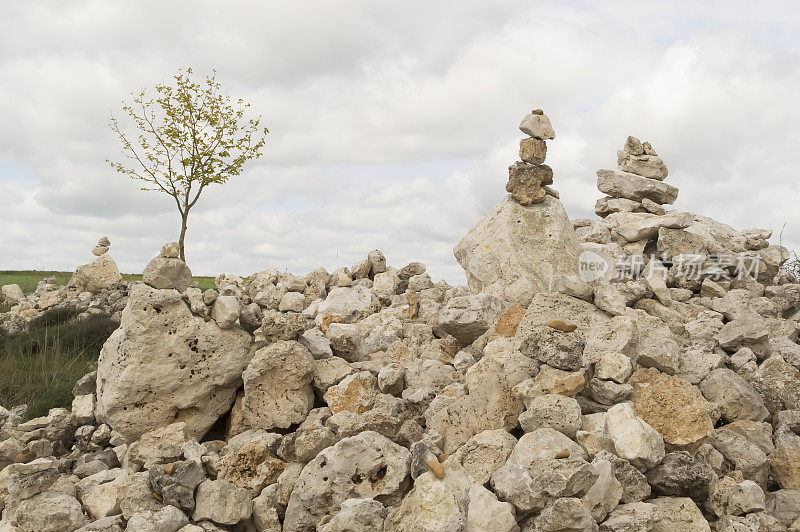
[0,270,217,417]
[0,308,117,418]
[0,270,217,293]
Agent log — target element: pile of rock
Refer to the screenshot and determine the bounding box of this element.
[454,110,582,307]
[0,238,126,335]
[595,136,678,217]
[1,117,800,531]
[505,109,558,205]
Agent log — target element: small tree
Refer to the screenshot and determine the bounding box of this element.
[109,68,268,261]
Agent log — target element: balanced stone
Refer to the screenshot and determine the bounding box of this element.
[519,110,555,140]
[506,162,553,206]
[597,169,679,205]
[520,137,547,164]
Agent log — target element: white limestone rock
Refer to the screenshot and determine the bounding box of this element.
[597,169,679,205]
[69,254,123,294]
[284,431,411,531]
[142,254,193,293]
[454,195,582,307]
[241,340,315,430]
[96,283,254,440]
[605,403,665,471]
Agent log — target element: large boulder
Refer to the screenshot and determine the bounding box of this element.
[96,283,253,440]
[241,340,315,430]
[434,293,509,346]
[454,195,581,307]
[1,284,24,304]
[142,250,193,293]
[284,431,411,531]
[69,254,123,294]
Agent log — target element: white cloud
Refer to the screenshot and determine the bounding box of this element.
[1,1,799,283]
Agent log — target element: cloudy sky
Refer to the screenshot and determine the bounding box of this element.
[1,1,799,283]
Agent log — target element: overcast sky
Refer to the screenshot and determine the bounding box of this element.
[1,1,799,283]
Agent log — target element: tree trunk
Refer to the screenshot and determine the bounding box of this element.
[178,213,188,262]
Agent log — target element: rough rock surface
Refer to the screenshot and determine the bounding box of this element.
[96,283,253,440]
[3,116,800,532]
[241,340,314,430]
[69,254,123,294]
[454,195,581,307]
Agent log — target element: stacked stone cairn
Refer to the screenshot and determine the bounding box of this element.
[2,119,800,531]
[506,109,558,205]
[595,136,678,217]
[0,237,125,335]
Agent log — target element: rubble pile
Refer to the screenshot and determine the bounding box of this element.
[1,114,800,531]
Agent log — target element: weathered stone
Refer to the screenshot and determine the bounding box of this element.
[532,497,595,531]
[1,284,24,304]
[7,490,87,532]
[320,498,388,532]
[434,293,509,346]
[97,284,253,440]
[596,169,679,204]
[750,356,800,413]
[583,455,623,521]
[284,431,411,531]
[211,295,240,329]
[425,339,536,453]
[448,429,517,485]
[515,325,584,371]
[454,196,582,307]
[595,352,632,383]
[629,369,715,451]
[709,471,765,517]
[520,137,547,164]
[645,451,714,502]
[69,254,123,294]
[605,403,665,471]
[490,429,597,515]
[242,340,315,430]
[519,111,555,140]
[466,483,518,532]
[315,286,379,325]
[506,162,553,206]
[699,369,769,422]
[149,459,205,512]
[324,371,378,415]
[594,450,651,503]
[192,479,253,525]
[126,505,189,532]
[519,394,582,438]
[617,150,668,180]
[384,463,472,531]
[142,255,193,293]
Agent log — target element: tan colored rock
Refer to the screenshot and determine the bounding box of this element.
[324,371,377,415]
[284,431,411,531]
[519,110,555,140]
[597,169,679,204]
[242,340,315,430]
[454,196,581,307]
[520,137,547,164]
[629,369,716,451]
[513,365,585,401]
[494,304,526,337]
[69,254,123,294]
[97,284,254,440]
[217,431,286,495]
[506,162,553,205]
